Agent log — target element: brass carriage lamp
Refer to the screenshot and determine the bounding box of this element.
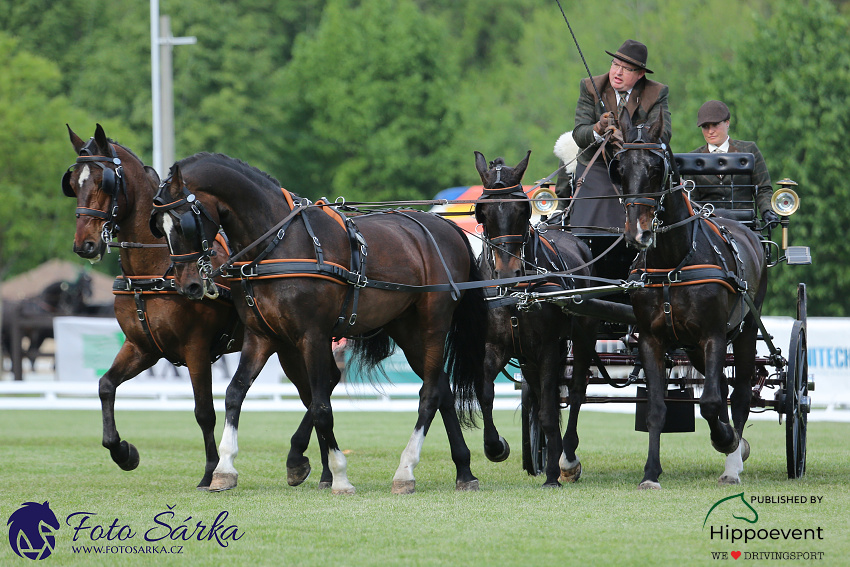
[771,178,799,250]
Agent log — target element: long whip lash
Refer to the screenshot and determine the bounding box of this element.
[554,0,605,110]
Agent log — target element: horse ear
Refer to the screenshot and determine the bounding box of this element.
[94,124,110,154]
[515,150,531,180]
[474,151,488,183]
[67,124,85,153]
[169,164,184,196]
[648,112,664,142]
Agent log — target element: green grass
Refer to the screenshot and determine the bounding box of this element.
[1,409,847,566]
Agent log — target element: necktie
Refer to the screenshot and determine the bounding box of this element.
[617,93,627,118]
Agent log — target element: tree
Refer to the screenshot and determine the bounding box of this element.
[270,0,463,202]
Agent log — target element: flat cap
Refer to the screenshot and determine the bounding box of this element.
[697,100,730,127]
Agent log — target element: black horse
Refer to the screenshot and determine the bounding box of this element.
[614,112,767,488]
[151,153,487,494]
[473,150,599,487]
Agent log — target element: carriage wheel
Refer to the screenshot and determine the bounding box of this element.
[521,382,546,476]
[785,319,808,479]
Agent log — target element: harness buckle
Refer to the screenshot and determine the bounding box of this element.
[668,271,682,284]
[244,294,255,307]
[240,264,257,278]
[510,316,519,329]
[663,302,672,315]
[353,274,368,288]
[136,309,146,322]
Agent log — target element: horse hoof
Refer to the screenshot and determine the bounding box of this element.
[484,437,511,463]
[392,480,416,495]
[711,430,740,455]
[638,480,662,490]
[287,461,311,487]
[456,479,480,492]
[317,481,333,490]
[543,480,562,489]
[559,462,582,483]
[208,472,238,492]
[332,485,356,496]
[718,475,741,486]
[740,438,750,462]
[115,441,140,471]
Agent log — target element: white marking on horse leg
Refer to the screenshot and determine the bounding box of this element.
[393,427,426,482]
[559,452,580,471]
[328,449,355,494]
[719,444,744,485]
[214,422,239,477]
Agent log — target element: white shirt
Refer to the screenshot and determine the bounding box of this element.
[708,137,730,153]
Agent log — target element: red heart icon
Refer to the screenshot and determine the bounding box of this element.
[731,551,742,560]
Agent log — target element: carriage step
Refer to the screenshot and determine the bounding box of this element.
[785,246,811,265]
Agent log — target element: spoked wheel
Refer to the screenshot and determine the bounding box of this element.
[785,284,810,479]
[521,382,546,476]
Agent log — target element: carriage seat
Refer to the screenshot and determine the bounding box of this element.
[674,152,757,227]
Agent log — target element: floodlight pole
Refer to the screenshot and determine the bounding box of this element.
[150,0,196,177]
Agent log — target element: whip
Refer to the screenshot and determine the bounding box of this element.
[554,0,605,111]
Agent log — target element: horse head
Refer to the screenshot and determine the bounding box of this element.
[64,124,160,262]
[473,150,531,279]
[613,111,669,250]
[151,163,221,301]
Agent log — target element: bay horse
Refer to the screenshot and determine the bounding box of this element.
[473,150,598,487]
[63,124,244,488]
[613,112,767,488]
[151,153,486,494]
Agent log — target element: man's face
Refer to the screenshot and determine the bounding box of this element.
[701,120,730,146]
[608,59,645,92]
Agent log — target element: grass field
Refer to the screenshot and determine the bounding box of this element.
[1,408,847,566]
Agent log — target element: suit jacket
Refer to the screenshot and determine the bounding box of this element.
[572,73,672,165]
[686,139,773,218]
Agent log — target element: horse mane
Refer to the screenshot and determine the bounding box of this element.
[488,157,506,169]
[106,138,145,164]
[173,152,286,194]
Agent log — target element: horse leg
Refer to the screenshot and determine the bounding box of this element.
[302,337,354,495]
[436,371,479,491]
[699,337,739,458]
[478,342,511,462]
[638,336,667,490]
[184,349,218,489]
[286,364,339,489]
[99,341,159,472]
[209,335,275,492]
[719,324,758,485]
[561,320,596,484]
[531,360,566,488]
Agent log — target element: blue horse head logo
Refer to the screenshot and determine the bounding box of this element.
[7,501,60,560]
[703,492,759,528]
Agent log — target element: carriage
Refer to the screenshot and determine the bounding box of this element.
[496,144,812,483]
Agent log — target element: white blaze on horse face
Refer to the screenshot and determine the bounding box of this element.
[78,164,91,188]
[394,427,426,482]
[160,213,176,250]
[214,422,239,477]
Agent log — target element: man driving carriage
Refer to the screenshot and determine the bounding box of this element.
[557,39,671,233]
[685,99,781,225]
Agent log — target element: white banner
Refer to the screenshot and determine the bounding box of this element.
[53,317,283,383]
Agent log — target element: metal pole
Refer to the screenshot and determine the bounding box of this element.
[151,0,162,176]
[160,15,175,173]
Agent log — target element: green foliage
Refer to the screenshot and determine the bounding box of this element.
[272,0,463,202]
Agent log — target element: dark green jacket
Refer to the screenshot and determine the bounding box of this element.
[685,140,773,219]
[572,73,672,165]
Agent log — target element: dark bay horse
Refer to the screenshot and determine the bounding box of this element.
[614,112,767,488]
[151,153,486,494]
[63,125,243,488]
[473,151,598,487]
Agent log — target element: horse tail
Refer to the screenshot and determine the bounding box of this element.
[444,228,488,429]
[347,331,394,386]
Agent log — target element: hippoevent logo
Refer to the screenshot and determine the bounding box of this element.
[7,502,60,560]
[6,503,244,560]
[704,492,826,561]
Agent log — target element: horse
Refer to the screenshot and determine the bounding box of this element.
[613,111,767,488]
[150,152,487,494]
[63,124,245,489]
[473,150,599,487]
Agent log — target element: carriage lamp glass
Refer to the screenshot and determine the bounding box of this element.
[771,188,799,216]
[530,188,558,215]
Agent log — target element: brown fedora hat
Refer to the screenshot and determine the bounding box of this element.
[606,39,653,74]
[696,100,731,127]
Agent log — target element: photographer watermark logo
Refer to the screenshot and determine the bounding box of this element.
[7,502,60,560]
[703,492,759,528]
